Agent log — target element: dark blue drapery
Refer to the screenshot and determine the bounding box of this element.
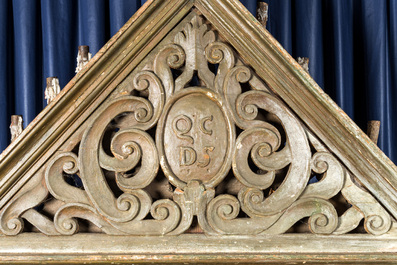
[1,0,397,163]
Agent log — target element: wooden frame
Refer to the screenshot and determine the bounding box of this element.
[1,234,397,264]
[0,0,397,263]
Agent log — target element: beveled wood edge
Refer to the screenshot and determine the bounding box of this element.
[0,0,194,206]
[195,0,397,219]
[0,233,397,264]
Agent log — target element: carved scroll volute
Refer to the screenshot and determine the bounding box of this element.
[157,88,235,190]
[205,41,235,93]
[206,194,282,235]
[3,11,393,238]
[263,197,338,234]
[45,152,90,204]
[131,71,165,128]
[233,127,283,190]
[337,171,392,235]
[206,194,338,235]
[154,44,185,100]
[113,128,159,191]
[300,152,345,200]
[223,65,252,129]
[222,65,280,134]
[0,176,49,235]
[79,96,156,223]
[54,203,122,235]
[235,91,311,216]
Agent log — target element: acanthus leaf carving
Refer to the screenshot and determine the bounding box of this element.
[174,15,215,90]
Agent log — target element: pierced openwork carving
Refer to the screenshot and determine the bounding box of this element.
[0,12,392,236]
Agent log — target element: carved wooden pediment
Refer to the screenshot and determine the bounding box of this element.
[1,0,397,264]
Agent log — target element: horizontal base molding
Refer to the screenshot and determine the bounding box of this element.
[1,233,397,264]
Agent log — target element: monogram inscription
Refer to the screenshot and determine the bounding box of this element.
[159,91,230,186]
[2,14,391,238]
[173,114,214,167]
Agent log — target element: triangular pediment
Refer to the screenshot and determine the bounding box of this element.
[1,0,397,263]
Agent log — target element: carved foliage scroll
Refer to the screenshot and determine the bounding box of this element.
[0,13,392,236]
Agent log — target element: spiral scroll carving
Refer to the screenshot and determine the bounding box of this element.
[235,91,311,217]
[54,203,122,235]
[0,178,49,235]
[205,41,235,92]
[154,44,185,99]
[79,96,155,223]
[1,12,391,236]
[45,152,90,204]
[112,129,159,191]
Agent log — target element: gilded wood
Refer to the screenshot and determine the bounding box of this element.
[195,0,397,219]
[0,0,396,264]
[0,10,391,238]
[1,234,397,264]
[0,0,193,208]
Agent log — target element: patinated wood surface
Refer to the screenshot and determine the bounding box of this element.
[0,0,193,214]
[0,10,391,238]
[0,0,396,264]
[1,234,397,264]
[195,0,397,219]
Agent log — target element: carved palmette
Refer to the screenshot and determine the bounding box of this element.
[0,13,392,236]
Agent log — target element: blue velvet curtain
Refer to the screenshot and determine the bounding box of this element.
[1,0,397,163]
